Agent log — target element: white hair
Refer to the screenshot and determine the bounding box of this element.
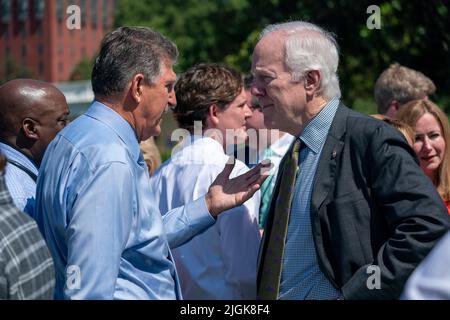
[260,21,341,99]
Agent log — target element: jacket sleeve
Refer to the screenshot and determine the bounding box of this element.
[342,124,450,299]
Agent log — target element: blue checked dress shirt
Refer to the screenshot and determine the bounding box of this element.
[0,142,38,215]
[34,101,216,300]
[279,97,342,299]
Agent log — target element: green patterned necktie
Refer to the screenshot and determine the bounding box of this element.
[257,138,301,300]
[258,147,274,228]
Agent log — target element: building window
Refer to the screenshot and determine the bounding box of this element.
[81,0,87,26]
[1,0,12,23]
[102,0,108,27]
[58,44,64,56]
[34,0,45,20]
[18,0,29,22]
[38,43,44,56]
[39,61,44,75]
[91,0,98,28]
[0,24,8,38]
[56,0,64,22]
[21,45,27,58]
[36,21,43,37]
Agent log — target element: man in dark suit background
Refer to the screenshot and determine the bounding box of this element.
[251,21,450,300]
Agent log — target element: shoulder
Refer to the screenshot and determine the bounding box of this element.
[336,105,409,148]
[51,116,133,168]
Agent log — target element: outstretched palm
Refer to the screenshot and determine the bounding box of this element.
[205,157,272,217]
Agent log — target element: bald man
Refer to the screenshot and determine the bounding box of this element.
[0,79,70,214]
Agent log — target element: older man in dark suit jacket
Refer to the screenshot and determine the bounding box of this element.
[251,21,450,300]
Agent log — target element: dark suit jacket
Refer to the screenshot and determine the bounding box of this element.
[259,103,450,299]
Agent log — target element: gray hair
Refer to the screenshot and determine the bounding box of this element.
[260,21,341,99]
[92,26,178,97]
[374,63,436,114]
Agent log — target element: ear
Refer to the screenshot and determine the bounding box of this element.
[22,118,39,140]
[385,100,400,117]
[130,73,146,103]
[391,100,400,111]
[304,70,321,96]
[206,104,221,128]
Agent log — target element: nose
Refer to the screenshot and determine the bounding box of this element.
[251,83,265,97]
[422,137,433,152]
[168,91,177,106]
[243,103,252,119]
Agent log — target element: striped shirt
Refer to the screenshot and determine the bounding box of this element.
[0,174,55,299]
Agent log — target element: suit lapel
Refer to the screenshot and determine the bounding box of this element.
[311,103,349,213]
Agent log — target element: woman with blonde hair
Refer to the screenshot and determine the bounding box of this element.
[397,99,450,212]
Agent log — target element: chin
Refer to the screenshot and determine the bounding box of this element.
[141,128,160,142]
[151,125,162,136]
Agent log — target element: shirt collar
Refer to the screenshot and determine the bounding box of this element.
[299,97,340,154]
[84,101,142,163]
[269,134,295,157]
[0,141,39,173]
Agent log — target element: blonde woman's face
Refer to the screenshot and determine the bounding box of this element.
[413,112,446,179]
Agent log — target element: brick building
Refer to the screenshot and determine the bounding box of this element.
[0,0,115,83]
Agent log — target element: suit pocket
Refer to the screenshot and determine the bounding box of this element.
[322,189,372,282]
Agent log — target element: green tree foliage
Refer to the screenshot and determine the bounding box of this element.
[70,57,95,81]
[1,57,33,85]
[115,0,450,112]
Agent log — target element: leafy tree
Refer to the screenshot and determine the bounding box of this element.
[1,57,33,85]
[70,57,95,81]
[115,0,450,112]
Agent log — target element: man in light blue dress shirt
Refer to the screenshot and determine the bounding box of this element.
[34,27,269,300]
[0,79,70,215]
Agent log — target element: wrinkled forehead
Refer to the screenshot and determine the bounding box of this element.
[254,32,285,58]
[159,60,177,82]
[252,32,286,69]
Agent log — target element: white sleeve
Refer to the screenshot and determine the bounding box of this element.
[217,162,261,299]
[401,231,450,300]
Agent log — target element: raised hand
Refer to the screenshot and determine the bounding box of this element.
[205,157,272,217]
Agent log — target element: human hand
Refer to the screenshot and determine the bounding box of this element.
[205,157,272,217]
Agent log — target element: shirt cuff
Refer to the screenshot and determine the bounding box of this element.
[188,195,216,228]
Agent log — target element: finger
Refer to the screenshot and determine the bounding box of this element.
[243,160,272,181]
[239,184,261,203]
[236,160,270,182]
[217,156,236,180]
[259,159,274,174]
[245,170,270,186]
[255,173,270,186]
